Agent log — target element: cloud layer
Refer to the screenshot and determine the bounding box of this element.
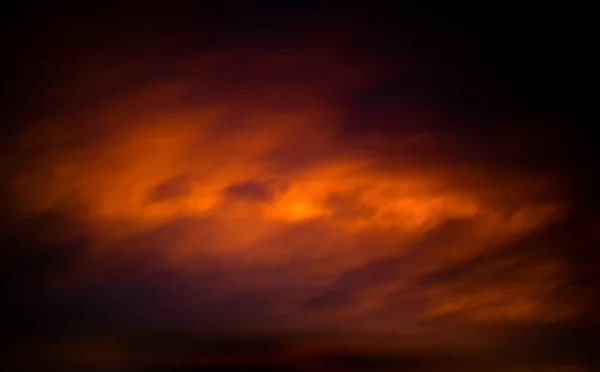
[2,6,596,369]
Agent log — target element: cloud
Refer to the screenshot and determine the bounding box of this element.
[223,180,275,202]
[2,13,595,367]
[146,175,193,203]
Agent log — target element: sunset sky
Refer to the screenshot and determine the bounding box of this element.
[1,2,597,371]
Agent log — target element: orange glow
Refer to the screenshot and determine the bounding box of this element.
[3,25,586,356]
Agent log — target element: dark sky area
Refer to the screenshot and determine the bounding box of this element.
[1,2,597,371]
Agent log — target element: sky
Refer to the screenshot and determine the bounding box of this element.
[1,2,597,371]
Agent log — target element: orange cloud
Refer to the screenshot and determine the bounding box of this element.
[3,26,586,353]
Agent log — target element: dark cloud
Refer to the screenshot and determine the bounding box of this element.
[146,175,193,203]
[0,214,92,344]
[303,257,406,312]
[223,181,275,202]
